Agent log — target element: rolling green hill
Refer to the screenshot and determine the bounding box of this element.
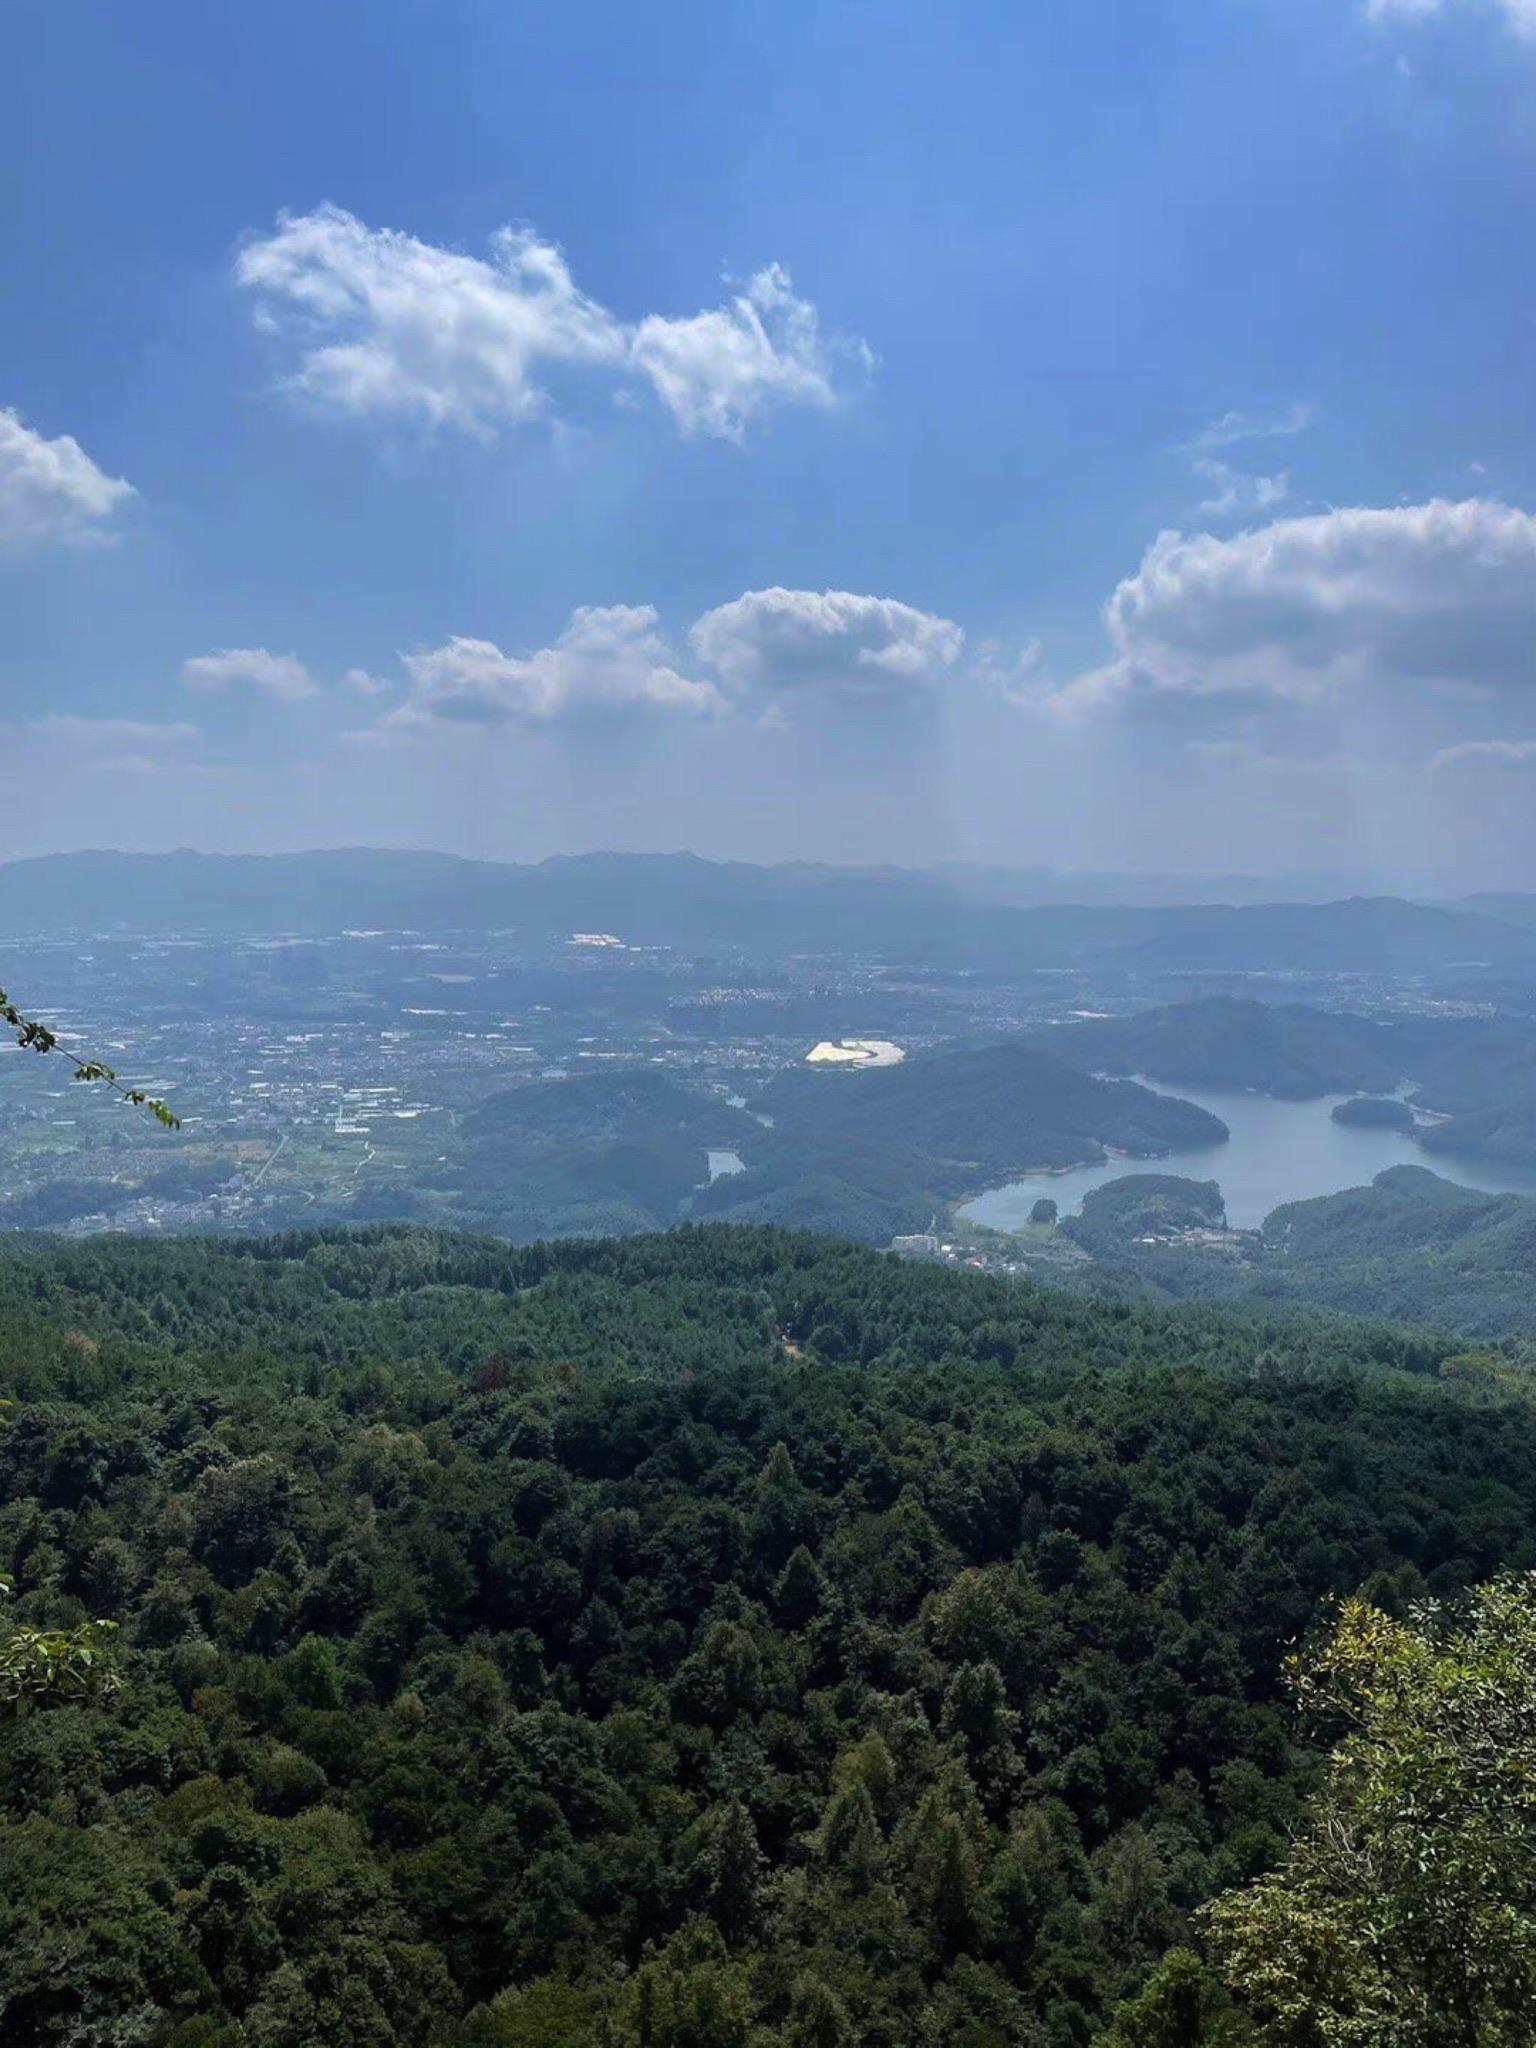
[467,1067,757,1152]
[1064,1164,1536,1338]
[754,1042,1228,1184]
[424,1070,760,1242]
[427,1048,1229,1250]
[1418,1090,1536,1172]
[1330,1096,1417,1131]
[1031,997,1423,1100]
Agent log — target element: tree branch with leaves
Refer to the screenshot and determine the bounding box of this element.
[0,986,178,1126]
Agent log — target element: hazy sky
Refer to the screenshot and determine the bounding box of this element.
[6,0,1536,886]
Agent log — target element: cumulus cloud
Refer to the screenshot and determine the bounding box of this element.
[236,206,865,443]
[352,585,966,741]
[374,606,723,737]
[632,264,861,442]
[1050,498,1536,718]
[688,588,965,701]
[182,648,318,702]
[236,208,623,433]
[0,408,135,547]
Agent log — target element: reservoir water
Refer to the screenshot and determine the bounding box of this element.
[959,1080,1536,1233]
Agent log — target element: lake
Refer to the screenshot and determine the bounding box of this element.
[958,1080,1536,1233]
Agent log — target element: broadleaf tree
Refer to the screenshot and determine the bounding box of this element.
[1205,1573,1536,2046]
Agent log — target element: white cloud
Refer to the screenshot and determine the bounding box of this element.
[236,207,624,433]
[1050,498,1536,717]
[1432,736,1536,769]
[236,206,866,443]
[0,408,135,547]
[688,587,965,700]
[376,606,723,736]
[341,667,392,697]
[1180,403,1313,520]
[354,586,965,741]
[631,264,859,442]
[1193,404,1316,451]
[1193,463,1292,520]
[1367,0,1536,37]
[182,648,318,702]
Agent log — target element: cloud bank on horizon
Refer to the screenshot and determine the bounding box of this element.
[336,586,968,737]
[154,496,1536,790]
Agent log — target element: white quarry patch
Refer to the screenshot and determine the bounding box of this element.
[805,1038,905,1068]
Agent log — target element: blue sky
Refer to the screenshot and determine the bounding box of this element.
[5,0,1536,884]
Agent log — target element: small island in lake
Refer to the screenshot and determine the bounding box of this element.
[1331,1095,1417,1132]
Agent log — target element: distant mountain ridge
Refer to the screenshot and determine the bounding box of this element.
[2,848,1532,973]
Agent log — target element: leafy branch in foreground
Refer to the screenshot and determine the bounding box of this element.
[0,985,178,1127]
[1205,1573,1536,2046]
[0,1598,120,1717]
[0,1401,122,1717]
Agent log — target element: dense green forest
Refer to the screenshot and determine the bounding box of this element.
[1059,1177,1227,1256]
[1328,1097,1415,1131]
[1419,1094,1536,1172]
[424,1071,765,1244]
[4,1223,1536,2045]
[1064,1165,1536,1340]
[755,1045,1227,1174]
[691,1046,1228,1247]
[1028,999,1424,1101]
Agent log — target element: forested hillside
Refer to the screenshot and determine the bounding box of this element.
[754,1045,1227,1171]
[436,1073,763,1243]
[1030,998,1420,1100]
[1061,1165,1536,1339]
[4,1224,1536,2045]
[422,1048,1228,1253]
